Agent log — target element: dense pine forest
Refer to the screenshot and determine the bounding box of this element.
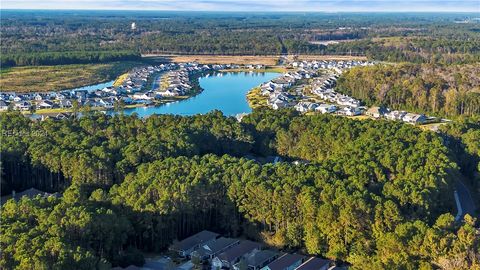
[1,11,479,67]
[1,110,479,269]
[335,63,480,117]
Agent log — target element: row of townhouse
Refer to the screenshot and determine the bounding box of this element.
[119,64,177,93]
[261,69,319,110]
[366,106,429,124]
[290,60,374,73]
[158,63,233,97]
[168,230,342,270]
[0,63,213,112]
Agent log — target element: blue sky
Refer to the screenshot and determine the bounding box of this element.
[2,0,479,12]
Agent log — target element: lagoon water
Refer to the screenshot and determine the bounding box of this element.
[118,72,279,117]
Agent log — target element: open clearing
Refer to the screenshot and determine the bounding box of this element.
[143,54,367,65]
[0,61,141,92]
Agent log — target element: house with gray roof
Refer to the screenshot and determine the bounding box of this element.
[261,253,305,270]
[294,257,331,270]
[191,237,240,261]
[211,240,262,269]
[237,250,279,270]
[170,230,219,258]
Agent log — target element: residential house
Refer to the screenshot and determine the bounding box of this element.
[315,104,337,114]
[15,101,31,111]
[270,99,289,110]
[37,100,55,109]
[176,261,194,270]
[294,257,332,270]
[96,98,114,108]
[56,93,67,100]
[13,96,24,102]
[402,113,427,124]
[385,110,407,121]
[191,237,240,261]
[0,100,9,111]
[211,240,262,269]
[59,100,73,108]
[133,93,154,100]
[339,106,361,116]
[236,250,279,270]
[366,106,388,118]
[55,113,72,120]
[261,254,305,270]
[170,230,219,258]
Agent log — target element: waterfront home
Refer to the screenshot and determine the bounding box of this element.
[236,250,279,270]
[402,113,427,124]
[132,93,154,100]
[96,98,114,108]
[294,257,331,270]
[170,230,219,258]
[316,104,337,114]
[262,254,305,270]
[0,100,9,111]
[270,99,289,110]
[191,237,240,261]
[74,90,88,100]
[366,106,388,118]
[211,240,262,269]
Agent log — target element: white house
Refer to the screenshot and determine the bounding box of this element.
[316,104,337,114]
[402,113,427,124]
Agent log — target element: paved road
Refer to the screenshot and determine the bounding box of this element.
[454,179,477,221]
[152,74,163,91]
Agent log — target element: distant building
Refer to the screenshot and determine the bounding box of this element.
[131,22,136,30]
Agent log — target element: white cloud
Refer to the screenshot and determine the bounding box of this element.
[1,0,479,12]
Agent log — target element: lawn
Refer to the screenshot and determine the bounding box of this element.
[246,87,268,109]
[0,61,142,92]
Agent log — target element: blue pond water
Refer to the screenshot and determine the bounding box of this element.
[117,71,279,117]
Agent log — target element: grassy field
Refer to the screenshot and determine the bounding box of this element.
[246,87,268,109]
[113,72,130,87]
[0,61,141,92]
